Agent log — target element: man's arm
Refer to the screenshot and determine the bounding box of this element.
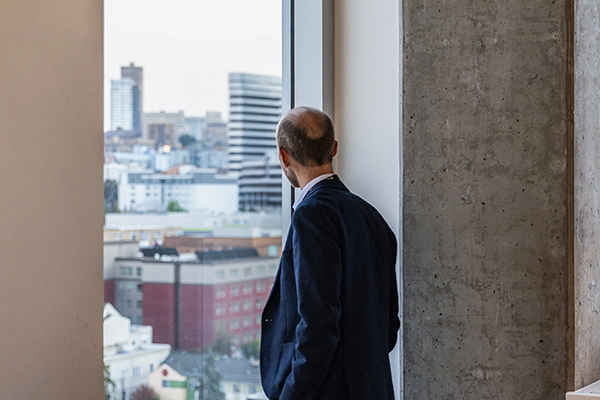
[279,204,342,399]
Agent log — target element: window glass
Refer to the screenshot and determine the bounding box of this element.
[104,1,281,398]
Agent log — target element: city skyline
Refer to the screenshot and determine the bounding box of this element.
[104,0,282,131]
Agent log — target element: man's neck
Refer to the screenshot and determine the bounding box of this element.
[297,165,335,189]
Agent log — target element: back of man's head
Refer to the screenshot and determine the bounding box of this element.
[276,106,335,167]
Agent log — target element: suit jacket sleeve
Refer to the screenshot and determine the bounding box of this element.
[279,203,343,399]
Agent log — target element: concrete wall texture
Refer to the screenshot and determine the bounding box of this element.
[574,0,600,390]
[403,0,573,398]
[402,0,600,397]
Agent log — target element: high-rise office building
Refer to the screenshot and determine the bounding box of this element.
[121,62,144,133]
[227,73,282,174]
[238,157,282,213]
[111,78,134,131]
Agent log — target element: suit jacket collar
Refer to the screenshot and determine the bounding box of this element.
[301,174,349,203]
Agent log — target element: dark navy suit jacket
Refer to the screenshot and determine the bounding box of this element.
[260,175,399,399]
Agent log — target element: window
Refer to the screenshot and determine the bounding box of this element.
[133,366,141,377]
[243,283,253,295]
[268,245,278,256]
[104,1,282,397]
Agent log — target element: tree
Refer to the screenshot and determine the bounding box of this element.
[211,334,232,356]
[167,200,186,212]
[104,179,119,213]
[129,385,160,400]
[179,134,197,148]
[241,339,260,360]
[198,352,225,400]
[104,364,115,400]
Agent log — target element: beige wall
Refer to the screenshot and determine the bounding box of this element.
[0,0,104,398]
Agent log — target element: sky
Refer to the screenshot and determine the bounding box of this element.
[104,0,282,131]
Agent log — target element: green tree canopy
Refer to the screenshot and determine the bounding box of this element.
[104,364,115,400]
[167,200,186,212]
[104,179,119,213]
[241,339,260,360]
[179,134,197,148]
[198,352,225,400]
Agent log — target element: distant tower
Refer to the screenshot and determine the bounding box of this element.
[110,78,134,131]
[121,63,143,134]
[227,73,282,173]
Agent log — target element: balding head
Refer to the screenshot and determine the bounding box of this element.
[276,106,335,167]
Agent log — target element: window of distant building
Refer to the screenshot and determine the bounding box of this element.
[268,245,278,256]
[243,283,253,295]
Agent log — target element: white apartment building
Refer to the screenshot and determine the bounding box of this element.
[111,78,134,131]
[118,167,238,214]
[103,303,171,400]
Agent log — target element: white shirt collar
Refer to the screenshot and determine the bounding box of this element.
[292,173,335,210]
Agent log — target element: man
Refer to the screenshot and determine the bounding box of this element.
[260,106,399,399]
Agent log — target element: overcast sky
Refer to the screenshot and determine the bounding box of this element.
[104,0,282,131]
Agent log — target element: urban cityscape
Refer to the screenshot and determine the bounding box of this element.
[104,62,282,400]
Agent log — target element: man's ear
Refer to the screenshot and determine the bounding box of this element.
[332,140,339,158]
[278,147,290,167]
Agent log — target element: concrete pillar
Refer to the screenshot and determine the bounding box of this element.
[403,0,571,398]
[573,0,600,390]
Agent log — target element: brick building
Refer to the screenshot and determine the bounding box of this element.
[112,248,278,352]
